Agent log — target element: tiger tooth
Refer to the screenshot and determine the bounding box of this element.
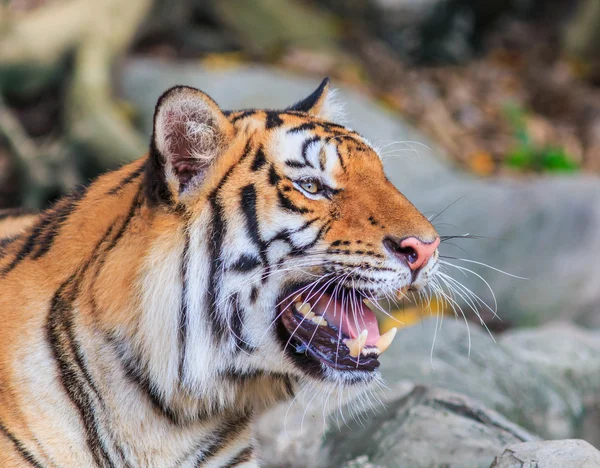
[345,338,360,358]
[358,329,368,351]
[375,327,397,354]
[311,315,328,327]
[362,346,381,356]
[298,303,313,317]
[346,330,368,358]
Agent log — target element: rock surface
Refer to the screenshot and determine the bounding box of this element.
[490,439,600,468]
[120,60,600,327]
[380,319,600,442]
[255,383,537,468]
[327,385,536,468]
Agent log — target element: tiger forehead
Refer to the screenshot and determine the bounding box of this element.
[229,109,359,138]
[228,109,372,160]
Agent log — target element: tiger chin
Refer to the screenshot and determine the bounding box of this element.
[0,79,440,467]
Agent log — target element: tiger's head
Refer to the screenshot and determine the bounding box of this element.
[146,79,439,396]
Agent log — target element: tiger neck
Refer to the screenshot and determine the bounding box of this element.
[47,160,292,426]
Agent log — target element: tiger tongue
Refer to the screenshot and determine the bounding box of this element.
[312,293,380,346]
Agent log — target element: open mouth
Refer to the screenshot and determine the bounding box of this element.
[276,283,398,376]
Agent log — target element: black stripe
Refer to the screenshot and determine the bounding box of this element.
[265,111,283,129]
[283,110,309,117]
[109,335,184,425]
[284,159,308,169]
[230,254,261,272]
[229,294,256,353]
[320,121,348,132]
[1,187,87,275]
[1,215,53,276]
[240,184,274,286]
[336,145,346,171]
[206,141,255,344]
[0,208,36,221]
[250,286,259,303]
[250,146,267,171]
[230,110,256,123]
[287,122,316,133]
[32,186,87,260]
[207,192,229,343]
[47,280,117,467]
[301,136,320,167]
[288,220,331,256]
[224,446,254,467]
[0,235,19,258]
[239,184,268,266]
[107,165,145,196]
[277,189,309,214]
[268,218,319,245]
[268,165,281,186]
[102,187,144,254]
[193,414,251,466]
[178,230,190,380]
[0,420,45,468]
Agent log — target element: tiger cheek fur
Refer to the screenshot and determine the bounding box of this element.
[0,79,438,467]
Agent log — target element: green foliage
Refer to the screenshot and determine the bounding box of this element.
[503,103,579,173]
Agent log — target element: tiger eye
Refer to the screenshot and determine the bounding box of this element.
[300,180,320,194]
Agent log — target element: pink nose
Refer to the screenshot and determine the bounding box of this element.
[384,236,440,271]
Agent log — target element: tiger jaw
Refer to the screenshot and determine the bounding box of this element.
[275,284,399,377]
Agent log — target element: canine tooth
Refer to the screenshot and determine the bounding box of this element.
[358,329,368,352]
[298,303,313,317]
[375,327,397,354]
[311,315,328,327]
[345,338,360,358]
[346,330,368,358]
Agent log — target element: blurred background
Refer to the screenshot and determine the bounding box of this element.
[2,1,600,464]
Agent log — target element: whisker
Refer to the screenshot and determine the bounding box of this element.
[428,194,468,223]
[440,256,529,279]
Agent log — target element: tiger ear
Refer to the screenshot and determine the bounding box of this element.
[148,85,234,204]
[287,78,344,121]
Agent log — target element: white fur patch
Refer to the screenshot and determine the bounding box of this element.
[317,88,348,125]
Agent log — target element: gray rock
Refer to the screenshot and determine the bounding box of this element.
[490,439,600,468]
[254,382,536,468]
[379,319,600,442]
[326,385,536,468]
[119,60,600,327]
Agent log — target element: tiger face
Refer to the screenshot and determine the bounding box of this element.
[149,79,439,391]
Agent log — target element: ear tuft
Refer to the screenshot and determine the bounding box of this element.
[287,78,346,123]
[149,86,233,203]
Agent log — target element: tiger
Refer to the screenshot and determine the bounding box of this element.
[0,78,440,467]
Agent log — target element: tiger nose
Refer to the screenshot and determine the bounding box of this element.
[383,236,440,271]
